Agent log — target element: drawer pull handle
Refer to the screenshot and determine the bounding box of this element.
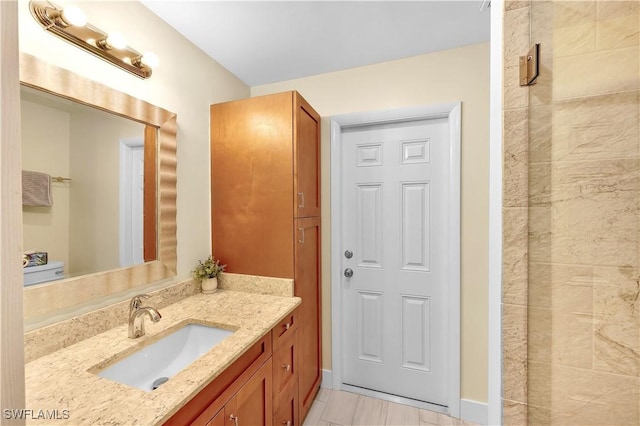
[283,421,291,426]
[229,414,239,426]
[297,192,305,208]
[283,322,291,331]
[282,364,291,371]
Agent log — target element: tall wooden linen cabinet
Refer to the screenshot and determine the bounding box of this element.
[210,91,321,424]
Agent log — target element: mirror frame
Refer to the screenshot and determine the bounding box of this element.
[20,53,177,323]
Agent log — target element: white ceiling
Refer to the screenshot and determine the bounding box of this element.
[141,1,491,87]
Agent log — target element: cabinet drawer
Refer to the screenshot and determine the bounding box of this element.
[273,329,297,397]
[274,381,299,426]
[272,309,297,348]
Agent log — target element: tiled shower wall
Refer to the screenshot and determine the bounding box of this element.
[502,1,531,424]
[503,1,640,424]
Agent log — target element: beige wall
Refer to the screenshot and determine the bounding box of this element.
[21,100,71,269]
[253,42,490,402]
[18,0,250,283]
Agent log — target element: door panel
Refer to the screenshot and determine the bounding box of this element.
[401,182,430,271]
[356,184,383,268]
[357,290,384,363]
[341,118,449,406]
[401,295,430,371]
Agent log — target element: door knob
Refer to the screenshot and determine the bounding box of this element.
[344,268,353,278]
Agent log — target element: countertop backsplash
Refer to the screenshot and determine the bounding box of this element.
[24,272,294,363]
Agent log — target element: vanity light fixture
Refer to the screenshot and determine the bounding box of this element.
[29,1,158,79]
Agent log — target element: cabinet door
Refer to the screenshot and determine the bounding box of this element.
[211,93,295,279]
[294,93,321,218]
[225,358,273,426]
[294,217,321,421]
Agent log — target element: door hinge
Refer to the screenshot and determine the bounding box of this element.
[519,43,540,86]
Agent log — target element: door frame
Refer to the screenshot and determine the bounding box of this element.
[119,137,144,267]
[330,102,461,417]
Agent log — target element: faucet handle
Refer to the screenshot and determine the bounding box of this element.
[130,294,150,311]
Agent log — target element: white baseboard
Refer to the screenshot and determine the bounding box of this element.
[321,369,333,388]
[460,399,488,425]
[320,371,486,425]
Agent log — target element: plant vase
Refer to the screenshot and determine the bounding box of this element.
[201,276,218,294]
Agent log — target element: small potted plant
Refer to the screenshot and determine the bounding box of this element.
[192,255,226,294]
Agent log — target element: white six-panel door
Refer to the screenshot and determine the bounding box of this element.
[341,117,450,406]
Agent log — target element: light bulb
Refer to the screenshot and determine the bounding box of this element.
[140,52,159,68]
[106,32,127,50]
[60,6,86,26]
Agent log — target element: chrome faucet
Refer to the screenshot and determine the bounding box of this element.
[128,294,161,339]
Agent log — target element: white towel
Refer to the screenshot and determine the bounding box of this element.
[22,170,53,207]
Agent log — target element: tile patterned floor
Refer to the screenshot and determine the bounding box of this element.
[303,388,477,426]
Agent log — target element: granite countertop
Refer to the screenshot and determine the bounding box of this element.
[24,289,300,425]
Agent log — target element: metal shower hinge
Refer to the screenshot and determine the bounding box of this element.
[519,43,540,86]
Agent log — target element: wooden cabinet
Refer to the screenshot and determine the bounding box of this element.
[211,91,322,423]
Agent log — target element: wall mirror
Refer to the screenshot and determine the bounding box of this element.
[20,53,177,329]
[21,86,154,277]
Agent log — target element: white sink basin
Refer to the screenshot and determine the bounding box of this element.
[97,323,234,392]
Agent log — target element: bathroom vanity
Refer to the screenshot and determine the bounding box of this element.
[164,309,299,425]
[23,284,300,425]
